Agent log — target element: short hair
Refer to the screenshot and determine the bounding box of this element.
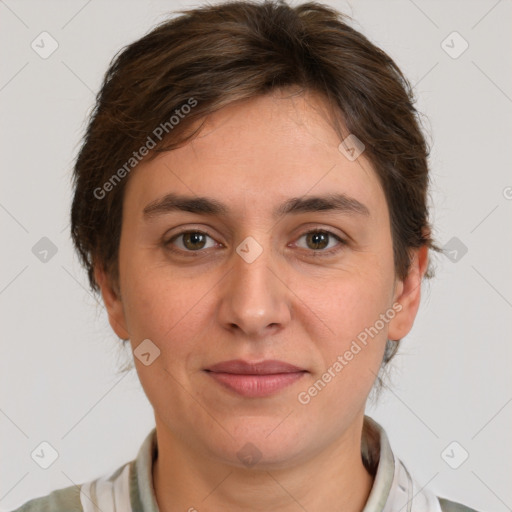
[70,0,439,367]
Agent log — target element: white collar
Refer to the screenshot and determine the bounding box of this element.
[362,416,442,512]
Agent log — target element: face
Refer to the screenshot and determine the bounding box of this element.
[97,89,426,468]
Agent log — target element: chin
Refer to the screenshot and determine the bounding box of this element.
[205,418,313,469]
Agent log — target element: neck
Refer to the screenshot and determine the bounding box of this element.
[152,415,375,512]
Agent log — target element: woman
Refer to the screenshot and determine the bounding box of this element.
[12,0,479,510]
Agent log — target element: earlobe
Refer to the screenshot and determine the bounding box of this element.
[388,245,429,341]
[94,265,130,340]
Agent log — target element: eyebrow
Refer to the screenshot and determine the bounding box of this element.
[143,192,370,219]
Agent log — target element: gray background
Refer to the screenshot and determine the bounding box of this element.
[1,0,511,510]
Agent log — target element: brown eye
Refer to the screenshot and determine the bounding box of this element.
[305,232,329,250]
[182,232,207,250]
[296,230,344,252]
[168,231,216,252]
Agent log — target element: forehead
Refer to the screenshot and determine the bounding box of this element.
[123,91,387,219]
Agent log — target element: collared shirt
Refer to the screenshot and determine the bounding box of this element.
[11,416,479,512]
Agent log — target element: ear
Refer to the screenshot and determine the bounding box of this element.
[387,245,429,341]
[94,265,130,340]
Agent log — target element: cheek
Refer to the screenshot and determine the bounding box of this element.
[122,268,213,344]
[120,267,219,412]
[293,291,388,424]
[295,259,395,341]
[292,261,393,394]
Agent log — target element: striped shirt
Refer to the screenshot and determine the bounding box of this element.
[11,416,479,511]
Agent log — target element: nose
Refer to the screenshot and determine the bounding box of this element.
[217,242,292,339]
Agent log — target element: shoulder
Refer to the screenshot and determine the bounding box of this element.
[438,496,481,512]
[9,484,82,512]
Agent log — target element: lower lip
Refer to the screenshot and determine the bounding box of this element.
[205,371,306,397]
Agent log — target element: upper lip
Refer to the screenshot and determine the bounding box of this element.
[205,359,306,375]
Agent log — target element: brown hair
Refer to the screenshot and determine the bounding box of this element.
[71,0,439,366]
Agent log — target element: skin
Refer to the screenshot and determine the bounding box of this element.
[96,88,428,512]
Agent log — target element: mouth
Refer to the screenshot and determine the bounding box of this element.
[203,359,307,398]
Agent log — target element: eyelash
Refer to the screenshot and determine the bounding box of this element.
[163,229,346,257]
